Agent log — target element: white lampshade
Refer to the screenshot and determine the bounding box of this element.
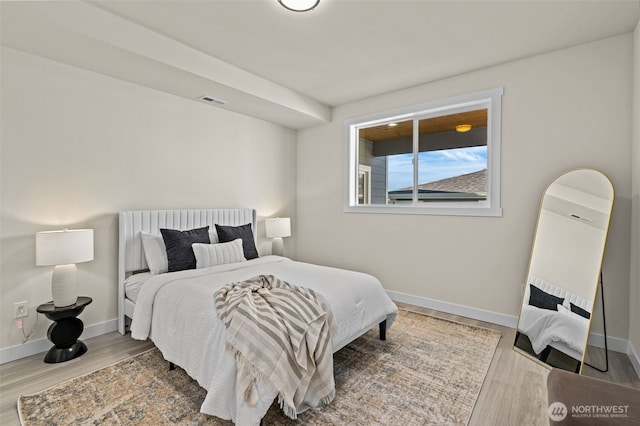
[265,218,291,239]
[36,229,93,307]
[36,229,94,265]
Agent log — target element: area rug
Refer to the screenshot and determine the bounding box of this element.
[18,309,501,425]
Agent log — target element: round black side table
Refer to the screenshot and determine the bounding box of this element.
[36,296,92,363]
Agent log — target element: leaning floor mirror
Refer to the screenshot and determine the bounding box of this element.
[513,169,614,373]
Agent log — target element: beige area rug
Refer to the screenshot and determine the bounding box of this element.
[18,309,501,425]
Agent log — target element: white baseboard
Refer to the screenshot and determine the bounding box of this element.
[586,331,628,354]
[387,290,630,355]
[3,293,638,369]
[628,341,640,379]
[387,290,519,328]
[0,318,118,365]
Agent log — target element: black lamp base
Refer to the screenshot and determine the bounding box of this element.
[43,340,87,363]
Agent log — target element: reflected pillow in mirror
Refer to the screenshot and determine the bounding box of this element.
[529,284,565,311]
[570,302,591,319]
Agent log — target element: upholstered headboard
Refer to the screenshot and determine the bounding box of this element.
[526,274,592,313]
[117,208,256,334]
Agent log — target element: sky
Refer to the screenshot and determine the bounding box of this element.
[387,146,487,191]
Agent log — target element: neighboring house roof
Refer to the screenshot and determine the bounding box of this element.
[418,168,486,195]
[389,169,487,198]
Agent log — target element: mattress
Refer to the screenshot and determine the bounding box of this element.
[123,272,152,303]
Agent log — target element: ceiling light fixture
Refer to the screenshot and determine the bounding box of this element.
[278,0,320,12]
[388,122,398,127]
[456,124,472,133]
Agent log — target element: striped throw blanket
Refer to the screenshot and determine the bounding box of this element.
[214,275,335,419]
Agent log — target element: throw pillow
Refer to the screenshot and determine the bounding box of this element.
[215,223,259,260]
[160,226,210,272]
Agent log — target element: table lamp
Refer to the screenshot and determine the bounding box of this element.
[36,229,94,307]
[265,217,291,256]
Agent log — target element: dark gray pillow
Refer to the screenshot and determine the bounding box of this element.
[529,284,564,311]
[160,226,210,272]
[570,303,591,319]
[215,223,259,260]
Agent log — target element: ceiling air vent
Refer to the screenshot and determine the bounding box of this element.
[198,95,227,106]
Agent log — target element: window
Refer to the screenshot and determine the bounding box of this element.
[345,87,503,216]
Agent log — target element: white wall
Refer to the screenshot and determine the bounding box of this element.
[296,35,633,341]
[0,47,297,354]
[1,31,636,364]
[630,19,640,373]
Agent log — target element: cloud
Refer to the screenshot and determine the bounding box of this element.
[437,147,485,162]
[386,146,487,190]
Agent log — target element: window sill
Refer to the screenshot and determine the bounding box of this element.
[343,204,503,217]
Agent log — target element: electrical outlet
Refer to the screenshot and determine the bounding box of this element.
[13,301,28,319]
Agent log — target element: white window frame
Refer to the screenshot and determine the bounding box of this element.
[344,87,503,217]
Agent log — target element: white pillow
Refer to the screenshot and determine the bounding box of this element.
[141,230,219,274]
[140,232,167,274]
[557,303,589,323]
[192,239,246,268]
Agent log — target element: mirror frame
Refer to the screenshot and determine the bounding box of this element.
[513,168,614,373]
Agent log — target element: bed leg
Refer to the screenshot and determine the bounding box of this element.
[379,320,387,341]
[169,362,175,371]
[539,346,551,362]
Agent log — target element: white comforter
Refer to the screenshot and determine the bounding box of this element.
[130,256,398,425]
[518,304,589,358]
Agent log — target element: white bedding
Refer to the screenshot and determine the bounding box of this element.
[130,255,398,425]
[123,272,152,302]
[517,276,591,361]
[518,304,589,358]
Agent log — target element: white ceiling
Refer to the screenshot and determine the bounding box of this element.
[2,0,639,129]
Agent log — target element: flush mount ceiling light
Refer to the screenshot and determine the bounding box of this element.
[455,124,473,133]
[278,0,320,12]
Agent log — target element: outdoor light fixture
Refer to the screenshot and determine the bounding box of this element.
[456,124,473,133]
[278,0,319,12]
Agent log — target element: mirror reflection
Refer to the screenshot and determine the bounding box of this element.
[514,169,614,373]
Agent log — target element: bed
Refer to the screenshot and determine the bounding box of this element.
[517,275,592,362]
[118,208,398,424]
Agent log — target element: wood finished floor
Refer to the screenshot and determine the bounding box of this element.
[1,302,638,426]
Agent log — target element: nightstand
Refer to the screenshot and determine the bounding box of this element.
[36,296,92,363]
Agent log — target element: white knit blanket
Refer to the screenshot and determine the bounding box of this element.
[214,275,335,420]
